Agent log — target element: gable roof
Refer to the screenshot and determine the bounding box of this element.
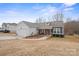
[20,21,64,29]
[50,21,64,27]
[21,21,37,28]
[2,23,17,26]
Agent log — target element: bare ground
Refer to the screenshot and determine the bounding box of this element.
[0,33,79,56]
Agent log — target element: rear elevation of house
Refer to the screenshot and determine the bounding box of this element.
[16,21,64,37]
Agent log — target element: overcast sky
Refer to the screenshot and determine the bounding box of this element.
[0,3,79,26]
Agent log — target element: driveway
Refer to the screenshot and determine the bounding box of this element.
[0,33,49,40]
[0,33,19,40]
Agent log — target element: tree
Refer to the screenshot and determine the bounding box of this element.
[36,17,42,23]
[52,12,64,21]
[36,16,47,23]
[64,20,79,35]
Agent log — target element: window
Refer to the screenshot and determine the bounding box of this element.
[53,31,56,33]
[53,27,61,34]
[56,28,61,33]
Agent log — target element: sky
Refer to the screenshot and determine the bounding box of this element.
[0,3,79,26]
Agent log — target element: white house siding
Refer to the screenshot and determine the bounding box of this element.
[2,24,7,30]
[29,28,38,36]
[8,25,17,32]
[2,23,17,33]
[16,22,38,37]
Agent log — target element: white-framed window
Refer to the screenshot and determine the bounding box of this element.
[53,27,61,34]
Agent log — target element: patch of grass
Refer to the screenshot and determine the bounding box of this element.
[47,34,79,42]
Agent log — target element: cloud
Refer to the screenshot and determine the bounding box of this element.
[64,7,74,11]
[6,10,18,14]
[63,3,76,7]
[42,5,58,12]
[62,0,76,7]
[38,5,59,16]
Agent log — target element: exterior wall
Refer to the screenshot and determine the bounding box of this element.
[2,24,7,30]
[2,24,17,33]
[16,22,38,37]
[8,25,17,32]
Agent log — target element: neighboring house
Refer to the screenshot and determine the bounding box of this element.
[2,23,17,33]
[0,27,3,32]
[16,21,64,37]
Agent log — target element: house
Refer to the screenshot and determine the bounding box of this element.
[16,21,38,37]
[16,21,64,37]
[2,23,17,33]
[37,21,64,37]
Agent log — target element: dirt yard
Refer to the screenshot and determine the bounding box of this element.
[0,33,19,40]
[0,33,79,56]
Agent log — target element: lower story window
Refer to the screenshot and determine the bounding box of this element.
[53,27,62,34]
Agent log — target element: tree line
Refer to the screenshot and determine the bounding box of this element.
[64,20,79,35]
